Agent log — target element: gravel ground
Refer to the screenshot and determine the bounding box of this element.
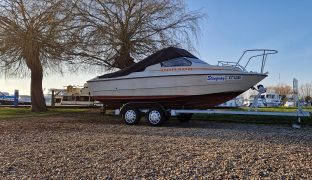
[0,110,312,179]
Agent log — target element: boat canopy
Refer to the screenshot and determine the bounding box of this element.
[99,47,197,78]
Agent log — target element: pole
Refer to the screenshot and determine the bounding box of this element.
[13,90,19,107]
[292,78,301,129]
[51,90,55,107]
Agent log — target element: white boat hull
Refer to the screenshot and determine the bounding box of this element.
[88,73,266,109]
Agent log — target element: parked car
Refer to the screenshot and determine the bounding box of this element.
[245,93,281,107]
[284,101,295,107]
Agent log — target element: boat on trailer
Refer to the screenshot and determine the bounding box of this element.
[87,47,278,125]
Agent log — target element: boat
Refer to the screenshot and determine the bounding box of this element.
[1,87,95,107]
[0,91,12,105]
[87,47,277,110]
[18,95,31,105]
[49,85,95,106]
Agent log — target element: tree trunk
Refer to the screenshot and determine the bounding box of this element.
[115,52,134,69]
[114,45,134,69]
[30,65,47,112]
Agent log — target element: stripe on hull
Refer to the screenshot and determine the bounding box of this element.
[92,91,243,110]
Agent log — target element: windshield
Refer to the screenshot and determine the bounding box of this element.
[186,57,208,64]
[161,58,192,67]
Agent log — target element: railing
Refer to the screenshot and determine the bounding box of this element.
[0,90,19,107]
[217,61,245,71]
[218,49,278,73]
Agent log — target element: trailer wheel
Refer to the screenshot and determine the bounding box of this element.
[147,108,165,126]
[122,107,141,125]
[177,113,193,123]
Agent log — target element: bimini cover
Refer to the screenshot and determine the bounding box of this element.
[99,47,197,78]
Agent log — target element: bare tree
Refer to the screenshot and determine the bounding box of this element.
[74,0,203,69]
[0,0,79,112]
[0,0,203,111]
[266,86,276,93]
[267,84,292,104]
[300,82,312,102]
[267,84,292,96]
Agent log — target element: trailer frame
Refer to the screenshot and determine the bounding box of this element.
[114,101,310,128]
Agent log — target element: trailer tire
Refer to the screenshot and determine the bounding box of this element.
[147,108,165,126]
[177,113,193,123]
[122,107,141,125]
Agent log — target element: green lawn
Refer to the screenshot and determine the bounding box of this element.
[1,106,311,125]
[0,107,88,119]
[105,106,312,125]
[215,106,312,112]
[194,114,312,125]
[195,107,312,125]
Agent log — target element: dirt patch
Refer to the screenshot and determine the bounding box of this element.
[0,110,312,179]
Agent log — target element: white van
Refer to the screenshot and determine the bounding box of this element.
[246,93,281,107]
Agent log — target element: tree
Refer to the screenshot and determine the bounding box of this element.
[74,0,203,69]
[300,82,312,102]
[0,0,203,111]
[267,84,292,104]
[0,0,78,111]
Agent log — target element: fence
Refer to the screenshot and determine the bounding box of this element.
[0,90,19,107]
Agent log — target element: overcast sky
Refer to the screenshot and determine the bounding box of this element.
[1,0,312,95]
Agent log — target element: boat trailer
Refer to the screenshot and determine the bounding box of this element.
[170,108,310,129]
[170,108,310,118]
[114,104,310,128]
[113,84,310,128]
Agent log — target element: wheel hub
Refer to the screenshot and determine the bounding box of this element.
[125,110,136,123]
[149,110,161,124]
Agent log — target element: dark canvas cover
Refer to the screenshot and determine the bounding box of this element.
[99,47,197,78]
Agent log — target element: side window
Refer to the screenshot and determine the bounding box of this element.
[77,96,89,101]
[63,96,74,101]
[161,58,192,67]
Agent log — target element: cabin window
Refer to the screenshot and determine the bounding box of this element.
[161,58,192,67]
[63,96,74,101]
[76,96,90,101]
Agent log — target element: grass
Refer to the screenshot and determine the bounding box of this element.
[1,106,311,125]
[0,107,88,119]
[194,114,312,125]
[195,107,312,125]
[215,106,312,112]
[105,107,312,125]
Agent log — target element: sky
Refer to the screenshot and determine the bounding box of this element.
[1,0,312,95]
